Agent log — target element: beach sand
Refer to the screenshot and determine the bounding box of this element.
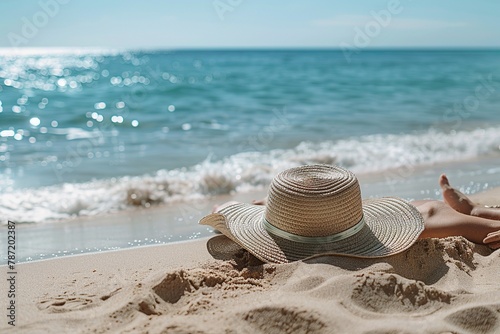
[2,191,500,333]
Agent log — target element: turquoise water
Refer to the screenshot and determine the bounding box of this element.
[1,49,500,223]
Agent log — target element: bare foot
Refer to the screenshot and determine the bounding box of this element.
[439,174,500,221]
[439,174,476,215]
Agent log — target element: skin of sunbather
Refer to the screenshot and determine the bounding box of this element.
[212,174,500,250]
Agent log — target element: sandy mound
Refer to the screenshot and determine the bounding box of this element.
[351,272,452,313]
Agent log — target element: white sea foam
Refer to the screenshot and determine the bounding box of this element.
[49,127,103,140]
[1,126,499,224]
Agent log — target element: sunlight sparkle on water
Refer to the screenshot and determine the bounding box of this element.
[0,130,14,137]
[57,78,67,87]
[30,117,41,126]
[111,115,124,123]
[94,102,106,110]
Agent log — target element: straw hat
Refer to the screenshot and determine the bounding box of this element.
[200,165,424,264]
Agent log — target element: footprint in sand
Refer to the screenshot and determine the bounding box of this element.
[37,294,95,313]
[242,305,326,334]
[444,304,499,334]
[37,288,122,313]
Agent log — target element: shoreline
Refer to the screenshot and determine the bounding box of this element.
[4,154,500,263]
[1,189,269,263]
[4,185,499,265]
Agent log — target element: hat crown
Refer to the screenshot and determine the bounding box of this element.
[264,165,363,237]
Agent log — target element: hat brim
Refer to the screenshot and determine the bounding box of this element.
[200,197,424,264]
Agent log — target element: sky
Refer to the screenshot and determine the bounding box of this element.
[0,0,499,49]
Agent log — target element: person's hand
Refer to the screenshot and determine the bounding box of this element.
[483,230,500,249]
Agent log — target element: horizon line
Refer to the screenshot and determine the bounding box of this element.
[1,46,500,55]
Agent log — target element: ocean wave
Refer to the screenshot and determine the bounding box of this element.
[1,126,499,224]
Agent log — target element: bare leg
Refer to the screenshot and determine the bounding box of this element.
[439,174,500,220]
[412,200,500,249]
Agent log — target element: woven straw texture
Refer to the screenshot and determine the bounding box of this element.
[200,165,424,264]
[265,165,362,237]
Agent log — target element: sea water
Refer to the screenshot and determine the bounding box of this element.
[1,48,500,260]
